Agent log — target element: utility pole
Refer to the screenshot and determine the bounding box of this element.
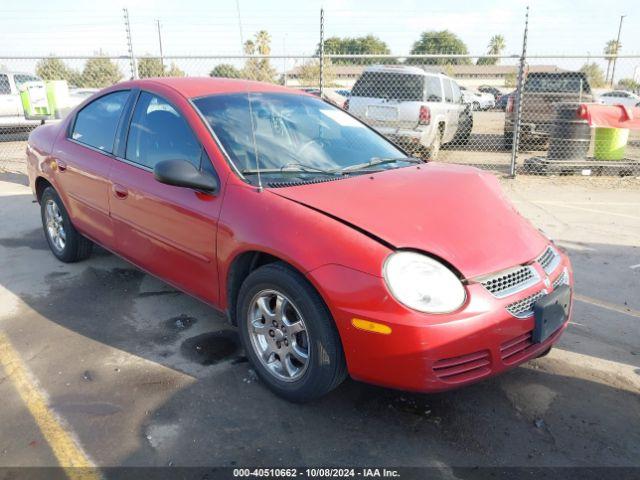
[123,8,137,79]
[236,0,244,54]
[610,14,626,87]
[156,20,165,74]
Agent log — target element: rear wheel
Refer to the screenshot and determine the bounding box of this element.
[237,262,347,402]
[40,187,93,263]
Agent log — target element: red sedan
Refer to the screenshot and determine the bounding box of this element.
[26,78,573,402]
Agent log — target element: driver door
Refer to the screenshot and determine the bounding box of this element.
[109,91,222,304]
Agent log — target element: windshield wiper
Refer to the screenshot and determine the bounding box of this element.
[240,166,337,176]
[339,156,422,173]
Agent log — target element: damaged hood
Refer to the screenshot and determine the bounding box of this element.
[272,163,548,279]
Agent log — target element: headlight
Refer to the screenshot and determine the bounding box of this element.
[383,251,466,313]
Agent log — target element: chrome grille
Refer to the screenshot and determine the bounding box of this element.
[553,268,569,289]
[506,289,547,319]
[480,265,539,298]
[537,246,561,274]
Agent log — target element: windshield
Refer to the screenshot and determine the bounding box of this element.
[193,92,411,185]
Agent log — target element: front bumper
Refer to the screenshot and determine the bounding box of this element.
[309,249,573,393]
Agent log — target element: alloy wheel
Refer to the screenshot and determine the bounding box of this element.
[45,199,66,252]
[247,289,310,382]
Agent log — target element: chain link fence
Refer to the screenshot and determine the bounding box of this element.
[2,53,639,176]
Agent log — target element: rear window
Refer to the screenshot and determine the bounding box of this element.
[524,73,591,94]
[352,72,424,101]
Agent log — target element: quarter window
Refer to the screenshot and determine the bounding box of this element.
[126,92,202,169]
[71,91,130,153]
[425,76,442,102]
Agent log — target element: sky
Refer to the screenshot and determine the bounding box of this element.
[0,0,638,78]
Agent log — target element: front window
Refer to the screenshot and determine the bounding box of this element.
[193,93,413,186]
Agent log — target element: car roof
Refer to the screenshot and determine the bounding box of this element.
[362,64,446,77]
[122,77,297,99]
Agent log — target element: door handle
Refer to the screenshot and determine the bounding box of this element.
[112,184,128,199]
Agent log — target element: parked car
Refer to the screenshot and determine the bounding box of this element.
[478,85,503,101]
[496,91,514,111]
[504,71,594,148]
[345,65,466,159]
[598,90,640,106]
[460,86,496,110]
[27,78,573,402]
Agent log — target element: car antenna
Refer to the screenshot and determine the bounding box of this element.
[246,87,263,192]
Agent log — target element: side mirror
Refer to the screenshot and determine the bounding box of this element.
[154,159,219,193]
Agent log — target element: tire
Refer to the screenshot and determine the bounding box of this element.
[503,132,513,150]
[41,186,93,263]
[236,262,347,402]
[426,129,442,160]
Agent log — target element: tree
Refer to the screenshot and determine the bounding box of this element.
[295,58,336,87]
[210,63,242,78]
[617,78,640,91]
[477,35,506,65]
[137,57,165,78]
[80,56,122,88]
[319,35,392,64]
[165,62,185,77]
[580,62,606,88]
[604,39,621,84]
[242,32,277,83]
[409,30,471,65]
[36,57,74,81]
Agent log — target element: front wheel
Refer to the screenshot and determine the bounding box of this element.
[41,186,93,262]
[237,262,347,402]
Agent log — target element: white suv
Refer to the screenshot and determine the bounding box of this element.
[345,65,470,159]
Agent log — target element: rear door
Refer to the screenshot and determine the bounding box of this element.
[348,71,425,130]
[108,90,221,304]
[442,78,460,141]
[52,90,132,247]
[0,74,22,117]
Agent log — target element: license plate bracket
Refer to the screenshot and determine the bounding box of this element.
[532,285,571,343]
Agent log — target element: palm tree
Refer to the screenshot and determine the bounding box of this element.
[604,39,620,84]
[255,30,272,56]
[477,35,506,66]
[488,35,506,56]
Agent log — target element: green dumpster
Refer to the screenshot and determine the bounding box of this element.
[594,127,629,161]
[19,81,51,119]
[45,80,71,119]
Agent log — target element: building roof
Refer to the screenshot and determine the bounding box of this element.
[287,63,565,78]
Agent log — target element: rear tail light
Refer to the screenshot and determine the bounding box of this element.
[419,105,431,125]
[343,98,349,110]
[506,96,514,113]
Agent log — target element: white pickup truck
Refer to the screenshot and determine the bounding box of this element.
[0,71,47,130]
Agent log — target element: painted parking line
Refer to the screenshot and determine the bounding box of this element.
[0,332,101,480]
[532,201,640,221]
[630,264,640,270]
[574,294,640,319]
